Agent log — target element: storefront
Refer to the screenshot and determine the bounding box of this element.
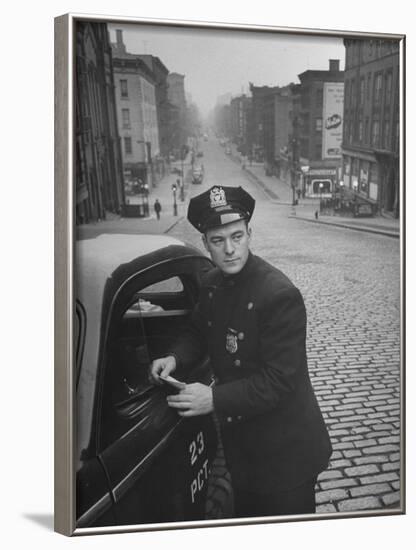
[304,167,337,198]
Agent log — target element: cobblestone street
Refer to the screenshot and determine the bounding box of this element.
[168,140,402,515]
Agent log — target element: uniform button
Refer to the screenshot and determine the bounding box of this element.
[234,359,241,367]
[238,332,244,340]
[227,416,233,423]
[207,320,212,327]
[208,291,213,299]
[237,416,242,421]
[247,302,253,310]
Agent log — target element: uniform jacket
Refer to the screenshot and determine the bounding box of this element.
[171,252,332,493]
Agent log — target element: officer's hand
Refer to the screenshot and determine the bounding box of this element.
[166,383,213,417]
[149,355,177,385]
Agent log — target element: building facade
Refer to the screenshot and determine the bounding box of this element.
[294,60,345,198]
[249,84,281,163]
[111,32,160,188]
[167,73,188,156]
[274,87,294,183]
[75,22,125,224]
[136,54,170,171]
[342,39,400,216]
[229,94,252,156]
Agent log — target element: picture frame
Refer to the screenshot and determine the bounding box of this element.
[54,12,405,536]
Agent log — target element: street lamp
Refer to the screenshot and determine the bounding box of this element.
[319,182,324,213]
[172,183,178,216]
[339,180,344,211]
[143,183,149,216]
[352,180,359,216]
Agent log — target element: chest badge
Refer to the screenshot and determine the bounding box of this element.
[226,327,238,354]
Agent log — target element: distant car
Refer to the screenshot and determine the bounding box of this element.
[196,151,204,158]
[75,235,232,528]
[225,146,231,155]
[171,166,183,176]
[192,167,204,184]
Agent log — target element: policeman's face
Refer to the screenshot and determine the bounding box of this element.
[203,220,251,275]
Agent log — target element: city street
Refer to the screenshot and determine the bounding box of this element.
[77,136,401,514]
[169,138,402,514]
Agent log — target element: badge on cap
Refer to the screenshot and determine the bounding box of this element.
[226,327,238,354]
[210,186,227,209]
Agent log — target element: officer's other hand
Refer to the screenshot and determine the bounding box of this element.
[166,383,213,416]
[149,355,177,385]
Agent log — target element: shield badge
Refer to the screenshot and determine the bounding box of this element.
[226,327,238,354]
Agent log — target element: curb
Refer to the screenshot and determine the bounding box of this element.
[164,216,185,234]
[289,215,400,239]
[243,168,280,200]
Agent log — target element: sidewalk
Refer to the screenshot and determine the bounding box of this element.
[77,161,192,240]
[289,210,400,239]
[230,147,400,239]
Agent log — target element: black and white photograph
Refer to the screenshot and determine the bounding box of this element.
[55,12,404,537]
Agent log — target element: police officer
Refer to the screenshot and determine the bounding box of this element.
[150,185,332,518]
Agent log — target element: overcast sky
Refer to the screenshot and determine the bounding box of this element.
[108,23,345,118]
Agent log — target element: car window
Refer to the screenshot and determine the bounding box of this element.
[139,276,183,294]
[75,301,86,386]
[99,263,205,449]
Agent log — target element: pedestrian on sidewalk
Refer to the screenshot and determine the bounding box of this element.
[150,184,332,519]
[154,198,162,220]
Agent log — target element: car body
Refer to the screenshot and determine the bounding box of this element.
[75,234,223,529]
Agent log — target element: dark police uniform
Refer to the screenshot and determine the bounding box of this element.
[170,185,332,517]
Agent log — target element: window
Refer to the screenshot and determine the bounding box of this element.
[98,258,212,449]
[124,136,132,155]
[359,77,365,106]
[315,89,323,108]
[350,79,356,106]
[315,118,322,132]
[358,118,364,143]
[367,73,371,101]
[122,108,131,128]
[385,72,393,108]
[120,79,128,98]
[394,119,400,152]
[371,118,380,147]
[383,118,390,149]
[365,117,370,144]
[374,73,383,104]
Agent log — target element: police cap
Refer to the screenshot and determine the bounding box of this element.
[187,185,255,233]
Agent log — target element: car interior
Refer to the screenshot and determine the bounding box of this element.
[110,275,195,406]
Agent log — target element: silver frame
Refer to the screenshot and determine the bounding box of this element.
[54,12,406,536]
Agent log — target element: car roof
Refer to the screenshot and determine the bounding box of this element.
[76,234,185,274]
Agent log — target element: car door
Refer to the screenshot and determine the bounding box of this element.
[96,255,218,526]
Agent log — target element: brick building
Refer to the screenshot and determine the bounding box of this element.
[229,94,252,156]
[249,84,281,163]
[293,59,344,198]
[75,22,125,224]
[342,39,400,217]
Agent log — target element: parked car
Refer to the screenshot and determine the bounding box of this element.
[171,166,183,176]
[75,234,232,528]
[192,167,204,184]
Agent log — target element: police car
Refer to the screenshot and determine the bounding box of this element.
[75,234,232,528]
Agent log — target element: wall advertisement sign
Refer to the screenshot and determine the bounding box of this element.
[322,82,344,159]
